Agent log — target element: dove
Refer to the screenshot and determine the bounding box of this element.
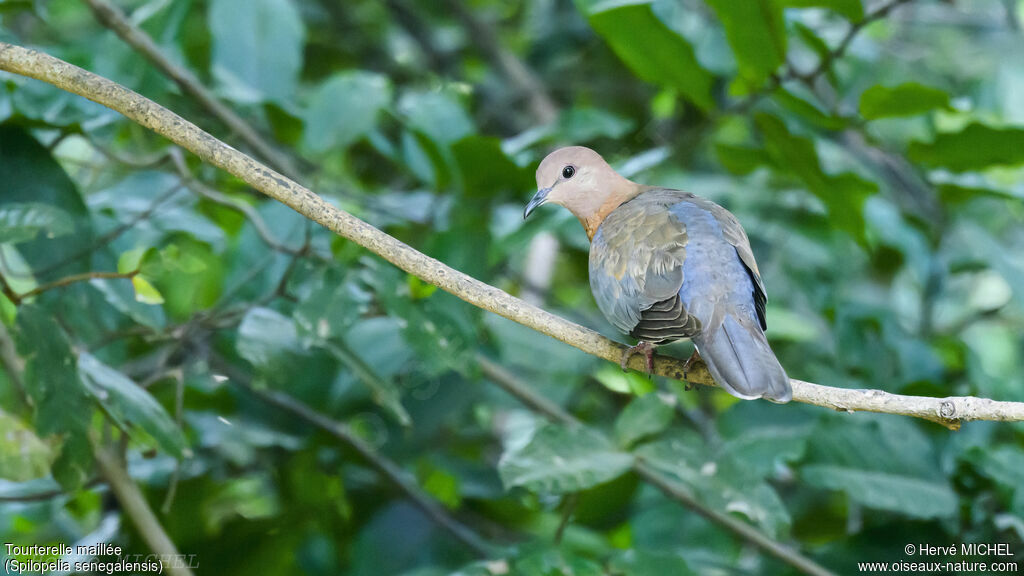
[524,146,791,402]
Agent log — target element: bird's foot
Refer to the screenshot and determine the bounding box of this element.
[620,341,656,373]
[682,349,702,391]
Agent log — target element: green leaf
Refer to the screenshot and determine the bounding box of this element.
[13,304,93,489]
[302,71,392,153]
[781,0,863,21]
[718,402,813,478]
[208,0,305,103]
[715,143,771,175]
[498,424,634,494]
[908,123,1024,172]
[705,0,786,87]
[237,307,305,376]
[614,393,675,448]
[558,106,636,142]
[585,1,714,111]
[78,353,187,458]
[859,83,951,120]
[452,135,533,197]
[0,203,73,244]
[609,550,696,576]
[800,417,957,519]
[594,364,656,396]
[775,89,849,130]
[974,446,1024,493]
[0,409,52,482]
[637,433,790,537]
[118,247,148,274]
[755,114,876,241]
[397,90,474,145]
[514,548,605,576]
[0,125,93,274]
[130,276,164,305]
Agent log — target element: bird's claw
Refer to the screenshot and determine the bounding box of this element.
[620,341,656,374]
[681,349,702,391]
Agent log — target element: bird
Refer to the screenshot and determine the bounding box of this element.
[523,146,791,403]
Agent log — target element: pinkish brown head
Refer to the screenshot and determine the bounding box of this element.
[524,146,640,239]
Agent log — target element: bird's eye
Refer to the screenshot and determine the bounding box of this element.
[562,166,575,179]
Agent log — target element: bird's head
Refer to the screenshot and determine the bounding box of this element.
[524,146,639,239]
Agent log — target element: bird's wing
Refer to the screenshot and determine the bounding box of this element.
[589,190,696,341]
[684,195,768,330]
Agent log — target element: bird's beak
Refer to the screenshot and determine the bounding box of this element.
[523,187,552,219]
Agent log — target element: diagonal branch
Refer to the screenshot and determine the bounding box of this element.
[81,0,304,182]
[214,359,497,557]
[477,355,837,576]
[1,42,1022,431]
[92,440,196,576]
[1,269,138,305]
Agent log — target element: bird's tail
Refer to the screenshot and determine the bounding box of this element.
[692,314,791,403]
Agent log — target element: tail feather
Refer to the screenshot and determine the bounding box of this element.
[692,315,791,403]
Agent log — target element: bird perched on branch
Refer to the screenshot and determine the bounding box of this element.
[524,146,791,403]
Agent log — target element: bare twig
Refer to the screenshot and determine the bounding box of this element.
[31,183,184,278]
[169,150,305,256]
[477,355,837,576]
[728,0,914,114]
[2,269,138,305]
[1,43,1021,430]
[0,478,102,502]
[444,0,558,124]
[92,440,195,576]
[81,0,304,182]
[217,361,497,557]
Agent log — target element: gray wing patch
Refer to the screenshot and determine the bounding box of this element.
[686,195,768,330]
[589,192,690,337]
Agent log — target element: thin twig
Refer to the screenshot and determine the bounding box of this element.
[3,269,138,304]
[444,0,558,124]
[0,478,102,502]
[477,355,837,576]
[727,0,913,114]
[31,183,184,278]
[1,43,1020,430]
[81,0,304,182]
[92,439,195,576]
[169,150,305,256]
[217,360,497,557]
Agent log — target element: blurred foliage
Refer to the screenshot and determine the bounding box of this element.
[1,0,1024,574]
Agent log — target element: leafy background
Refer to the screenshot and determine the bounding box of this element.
[1,0,1024,574]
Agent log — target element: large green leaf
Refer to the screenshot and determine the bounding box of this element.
[614,393,675,448]
[705,0,786,87]
[756,114,876,241]
[302,71,392,153]
[499,424,634,494]
[452,135,533,197]
[397,90,474,145]
[13,304,93,489]
[908,123,1024,172]
[0,203,73,244]
[859,83,950,120]
[78,353,187,458]
[0,124,92,274]
[237,307,307,379]
[800,417,957,519]
[208,0,305,103]
[636,433,791,537]
[0,408,51,482]
[584,1,714,111]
